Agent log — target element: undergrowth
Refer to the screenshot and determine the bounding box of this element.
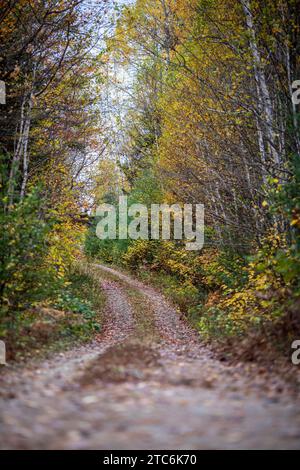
[2,264,103,362]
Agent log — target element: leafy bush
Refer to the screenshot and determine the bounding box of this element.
[122,240,158,269]
[195,231,300,339]
[165,281,200,312]
[84,218,131,264]
[2,265,103,361]
[0,189,57,317]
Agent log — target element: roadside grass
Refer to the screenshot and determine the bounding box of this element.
[1,263,104,363]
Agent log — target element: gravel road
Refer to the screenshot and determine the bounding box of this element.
[0,264,299,449]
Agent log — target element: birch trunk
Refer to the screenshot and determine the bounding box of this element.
[241,0,281,168]
[286,43,300,155]
[8,91,33,206]
[20,92,34,199]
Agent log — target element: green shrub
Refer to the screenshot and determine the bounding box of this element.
[0,189,57,317]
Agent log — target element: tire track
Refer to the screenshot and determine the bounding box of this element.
[0,264,299,449]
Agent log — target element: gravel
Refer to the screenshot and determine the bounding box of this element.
[0,264,299,449]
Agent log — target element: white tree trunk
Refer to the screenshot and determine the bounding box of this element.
[8,91,33,205]
[241,0,281,168]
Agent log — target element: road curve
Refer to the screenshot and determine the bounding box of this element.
[0,263,299,449]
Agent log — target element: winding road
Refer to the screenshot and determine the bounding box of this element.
[0,264,300,449]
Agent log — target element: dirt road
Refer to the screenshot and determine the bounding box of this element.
[0,264,300,449]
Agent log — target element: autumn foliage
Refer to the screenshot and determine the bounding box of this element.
[86,0,300,348]
[0,0,300,356]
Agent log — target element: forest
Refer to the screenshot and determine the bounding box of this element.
[0,0,300,451]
